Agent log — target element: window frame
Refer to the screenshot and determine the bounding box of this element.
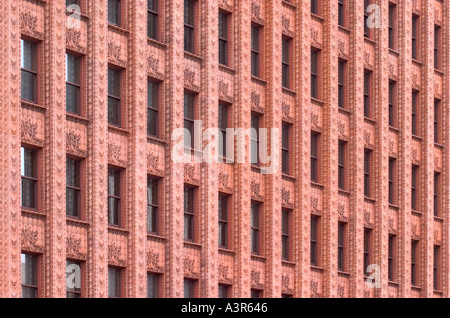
[411,165,418,212]
[364,228,372,275]
[412,90,419,136]
[388,157,396,205]
[311,131,319,183]
[388,234,396,282]
[311,0,319,15]
[364,149,372,198]
[218,10,230,66]
[107,166,123,227]
[338,140,346,190]
[388,3,397,50]
[108,266,123,298]
[147,0,159,40]
[282,36,292,89]
[412,14,419,60]
[434,172,441,217]
[338,222,346,271]
[66,52,83,116]
[251,23,262,78]
[433,245,441,291]
[147,272,161,298]
[338,59,347,109]
[21,252,39,298]
[219,102,230,160]
[389,80,397,128]
[411,240,418,286]
[281,209,291,261]
[147,79,160,138]
[21,38,39,104]
[251,201,261,255]
[184,91,196,151]
[310,215,319,266]
[338,0,346,27]
[21,146,39,211]
[108,0,122,27]
[434,99,441,144]
[218,193,230,249]
[184,185,196,242]
[282,122,291,175]
[66,259,83,298]
[364,70,372,118]
[184,278,197,298]
[364,0,371,38]
[66,157,82,219]
[147,176,159,235]
[107,66,123,127]
[184,0,196,54]
[434,24,441,70]
[311,48,319,99]
[218,284,230,298]
[251,113,261,167]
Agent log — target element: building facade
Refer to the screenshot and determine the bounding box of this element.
[0,0,449,298]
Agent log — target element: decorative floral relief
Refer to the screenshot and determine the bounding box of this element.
[184,68,199,91]
[66,237,86,259]
[21,11,43,38]
[251,269,263,288]
[364,209,371,226]
[282,188,290,205]
[108,243,126,267]
[218,172,231,191]
[21,228,44,253]
[184,257,199,278]
[311,28,320,47]
[21,120,43,146]
[66,131,86,157]
[282,102,291,119]
[311,113,319,129]
[218,80,232,103]
[148,152,163,176]
[218,263,232,284]
[251,91,263,112]
[184,164,196,182]
[338,285,345,298]
[108,143,125,166]
[108,42,126,66]
[311,280,321,298]
[148,55,163,79]
[251,179,261,196]
[147,251,164,272]
[338,121,346,138]
[282,15,291,33]
[66,29,85,53]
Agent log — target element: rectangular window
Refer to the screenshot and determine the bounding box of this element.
[338,140,346,190]
[108,267,122,298]
[412,90,419,136]
[434,99,441,144]
[389,3,396,50]
[364,70,372,118]
[251,113,260,167]
[219,103,229,159]
[147,177,159,234]
[282,209,290,261]
[434,25,441,69]
[434,246,440,290]
[251,24,261,77]
[251,202,261,255]
[338,59,347,109]
[184,186,195,241]
[108,67,122,127]
[282,37,291,88]
[411,240,418,286]
[411,165,418,211]
[338,222,346,271]
[21,253,38,298]
[364,228,372,275]
[310,216,319,266]
[147,80,160,137]
[147,0,159,40]
[66,158,81,218]
[311,49,319,99]
[311,0,318,15]
[389,81,396,127]
[218,194,229,249]
[389,157,396,205]
[184,92,196,149]
[21,147,38,210]
[66,0,81,8]
[21,39,38,103]
[311,132,319,183]
[108,167,122,226]
[364,149,372,198]
[184,278,196,298]
[251,289,262,298]
[219,11,229,66]
[108,0,121,27]
[388,234,395,281]
[282,123,291,175]
[66,53,81,115]
[66,260,82,298]
[412,14,419,60]
[218,284,230,298]
[338,0,345,27]
[184,0,195,53]
[364,0,371,38]
[434,172,440,217]
[147,273,160,298]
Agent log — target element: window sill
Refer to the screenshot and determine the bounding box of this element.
[389,48,400,56]
[147,135,167,145]
[364,37,376,45]
[21,100,46,112]
[251,254,267,262]
[218,156,234,165]
[434,216,444,223]
[282,87,296,96]
[310,265,324,272]
[22,209,46,219]
[311,97,324,106]
[338,270,350,277]
[338,107,351,115]
[433,289,444,295]
[66,112,89,125]
[147,233,167,242]
[282,0,297,10]
[364,116,376,125]
[434,142,444,150]
[310,13,324,22]
[338,25,351,34]
[338,189,351,196]
[389,204,399,210]
[108,125,130,136]
[184,51,203,63]
[412,134,422,141]
[251,76,267,86]
[411,285,421,291]
[282,260,296,267]
[184,241,202,249]
[67,217,90,227]
[364,196,376,204]
[65,10,90,22]
[218,248,235,256]
[434,68,444,76]
[388,281,399,287]
[412,58,422,66]
[108,226,130,235]
[218,64,236,75]
[389,126,400,134]
[411,209,422,216]
[108,23,129,35]
[282,174,296,182]
[311,181,324,189]
[147,37,167,49]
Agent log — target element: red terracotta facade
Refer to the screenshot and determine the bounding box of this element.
[0,0,449,298]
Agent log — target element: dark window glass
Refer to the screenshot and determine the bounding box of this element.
[108,0,121,26]
[311,0,318,15]
[338,59,346,108]
[184,279,196,298]
[411,165,418,211]
[184,186,195,241]
[66,260,82,298]
[364,149,371,197]
[251,25,260,77]
[311,49,318,99]
[389,4,396,50]
[434,172,440,217]
[147,80,159,137]
[108,267,122,298]
[282,123,290,175]
[219,12,229,66]
[364,229,371,275]
[218,194,229,249]
[21,147,38,210]
[412,15,418,60]
[148,0,159,40]
[147,273,160,298]
[434,246,440,290]
[434,99,440,143]
[108,168,121,226]
[364,0,371,38]
[310,216,318,266]
[338,141,346,190]
[389,81,396,127]
[219,103,229,158]
[21,253,38,298]
[311,132,319,183]
[66,54,81,115]
[184,0,195,53]
[251,114,260,166]
[338,0,345,26]
[411,240,418,286]
[282,209,290,261]
[412,90,418,136]
[108,68,121,126]
[388,235,395,281]
[251,289,262,298]
[184,92,195,149]
[21,40,38,103]
[147,177,159,234]
[251,202,260,255]
[66,158,81,218]
[66,0,81,7]
[218,284,230,298]
[364,70,371,117]
[338,222,345,271]
[434,25,441,69]
[389,157,395,205]
[282,37,290,88]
